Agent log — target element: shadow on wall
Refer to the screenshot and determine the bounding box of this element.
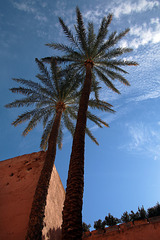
[42,227,62,240]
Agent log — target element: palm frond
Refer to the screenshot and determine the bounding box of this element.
[102,47,133,59]
[92,14,112,56]
[41,57,52,64]
[46,43,81,59]
[108,59,138,66]
[40,118,55,150]
[11,78,55,99]
[58,17,80,50]
[87,22,96,57]
[67,106,108,145]
[98,66,130,86]
[62,71,82,99]
[66,107,78,120]
[5,97,40,108]
[35,58,54,90]
[97,29,130,57]
[90,73,100,100]
[76,6,87,54]
[43,109,53,128]
[114,28,130,43]
[42,56,76,64]
[85,127,99,145]
[22,107,49,136]
[35,101,55,109]
[50,59,60,96]
[12,109,39,126]
[95,31,117,56]
[63,112,75,136]
[94,67,120,94]
[87,111,109,128]
[95,60,129,74]
[9,87,37,96]
[12,78,41,89]
[88,99,114,112]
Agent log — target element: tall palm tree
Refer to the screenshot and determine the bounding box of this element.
[5,58,114,239]
[44,7,138,240]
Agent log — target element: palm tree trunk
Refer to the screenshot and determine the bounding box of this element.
[62,63,92,240]
[25,109,63,240]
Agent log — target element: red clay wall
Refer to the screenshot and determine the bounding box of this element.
[1,152,160,240]
[83,217,160,240]
[0,151,65,240]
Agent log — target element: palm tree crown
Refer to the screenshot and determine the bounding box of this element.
[44,7,138,98]
[6,58,114,149]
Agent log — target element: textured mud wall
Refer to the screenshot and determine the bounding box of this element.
[42,159,65,240]
[83,217,160,240]
[0,151,65,240]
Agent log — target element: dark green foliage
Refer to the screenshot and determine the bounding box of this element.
[94,219,106,230]
[129,210,140,222]
[148,202,160,218]
[138,206,147,219]
[82,222,91,232]
[121,206,147,223]
[105,213,120,226]
[129,206,147,221]
[121,211,130,223]
[121,206,147,222]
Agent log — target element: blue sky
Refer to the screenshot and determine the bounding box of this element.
[1,0,160,229]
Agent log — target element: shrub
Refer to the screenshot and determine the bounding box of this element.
[129,210,140,221]
[105,213,120,226]
[138,206,147,219]
[82,222,91,232]
[121,211,130,223]
[148,202,160,218]
[94,219,106,230]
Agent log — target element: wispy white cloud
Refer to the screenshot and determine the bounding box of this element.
[119,18,160,49]
[35,14,47,22]
[13,1,48,22]
[151,18,160,24]
[111,0,159,19]
[127,123,150,149]
[53,0,75,22]
[83,7,103,24]
[83,0,159,23]
[13,2,36,13]
[120,122,160,160]
[128,19,160,48]
[129,90,160,102]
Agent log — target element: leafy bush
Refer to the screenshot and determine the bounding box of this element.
[129,210,140,221]
[148,202,160,218]
[105,213,120,226]
[94,219,106,230]
[138,206,147,219]
[121,211,130,223]
[82,222,91,232]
